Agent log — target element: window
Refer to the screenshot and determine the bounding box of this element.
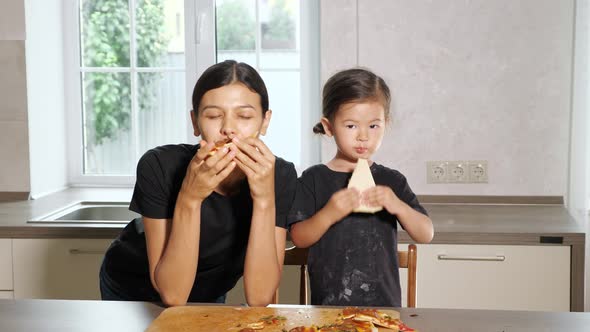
[212,0,318,168]
[68,0,186,183]
[66,0,318,185]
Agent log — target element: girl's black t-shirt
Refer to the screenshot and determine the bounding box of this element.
[287,163,427,307]
[101,144,297,302]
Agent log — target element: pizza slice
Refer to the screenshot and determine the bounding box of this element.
[341,307,415,332]
[205,130,261,158]
[239,315,287,331]
[289,319,376,332]
[288,327,318,332]
[206,138,233,157]
[319,318,377,332]
[347,158,382,213]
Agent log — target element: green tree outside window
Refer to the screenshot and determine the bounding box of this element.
[81,0,169,145]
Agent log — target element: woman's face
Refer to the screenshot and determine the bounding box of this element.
[192,83,271,145]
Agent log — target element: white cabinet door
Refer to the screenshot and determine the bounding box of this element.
[417,244,570,311]
[0,239,12,291]
[12,239,113,300]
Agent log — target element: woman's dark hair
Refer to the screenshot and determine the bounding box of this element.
[313,68,391,134]
[192,60,269,114]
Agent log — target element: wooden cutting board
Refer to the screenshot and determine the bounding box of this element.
[146,306,401,332]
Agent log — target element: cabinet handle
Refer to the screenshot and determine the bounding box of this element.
[437,254,505,262]
[69,249,104,255]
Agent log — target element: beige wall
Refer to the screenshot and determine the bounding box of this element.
[25,0,68,198]
[0,0,25,40]
[320,0,573,196]
[572,0,590,312]
[0,0,30,193]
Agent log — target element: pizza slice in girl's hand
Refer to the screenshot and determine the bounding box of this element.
[347,158,382,213]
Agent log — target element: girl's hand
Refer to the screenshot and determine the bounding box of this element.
[325,188,360,223]
[362,185,403,215]
[180,140,237,202]
[231,136,276,203]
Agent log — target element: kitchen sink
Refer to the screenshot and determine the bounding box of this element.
[29,201,139,224]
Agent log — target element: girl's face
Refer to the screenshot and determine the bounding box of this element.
[321,100,386,163]
[191,83,271,144]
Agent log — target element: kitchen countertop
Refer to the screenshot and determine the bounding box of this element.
[0,188,585,311]
[0,188,584,238]
[0,188,133,238]
[2,299,590,332]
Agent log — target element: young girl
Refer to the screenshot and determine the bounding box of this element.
[100,60,296,307]
[288,68,434,307]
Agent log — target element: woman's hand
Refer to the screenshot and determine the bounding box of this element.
[362,185,402,215]
[324,188,360,223]
[180,140,237,202]
[231,136,276,204]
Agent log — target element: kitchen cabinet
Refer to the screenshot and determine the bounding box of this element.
[12,239,112,300]
[416,244,570,311]
[0,239,12,291]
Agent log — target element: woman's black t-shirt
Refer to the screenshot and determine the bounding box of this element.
[101,144,297,302]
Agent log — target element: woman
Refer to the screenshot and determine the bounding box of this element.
[99,60,296,307]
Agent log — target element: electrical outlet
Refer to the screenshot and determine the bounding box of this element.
[427,161,448,183]
[447,161,469,183]
[469,160,488,183]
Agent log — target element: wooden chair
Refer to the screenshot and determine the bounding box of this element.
[273,244,417,307]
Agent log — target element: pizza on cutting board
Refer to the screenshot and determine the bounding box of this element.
[146,306,416,332]
[238,307,414,332]
[347,158,382,213]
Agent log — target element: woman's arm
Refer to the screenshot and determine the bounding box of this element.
[243,203,286,306]
[144,141,236,307]
[231,136,289,306]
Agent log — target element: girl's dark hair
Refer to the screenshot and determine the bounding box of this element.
[314,68,391,134]
[192,60,269,113]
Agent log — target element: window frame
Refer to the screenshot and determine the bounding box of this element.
[64,0,189,186]
[64,0,319,186]
[192,0,320,174]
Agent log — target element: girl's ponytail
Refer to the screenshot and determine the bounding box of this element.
[312,122,325,134]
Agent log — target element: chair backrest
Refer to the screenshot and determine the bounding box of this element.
[274,244,417,307]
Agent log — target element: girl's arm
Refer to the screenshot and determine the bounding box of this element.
[290,188,360,248]
[394,202,434,243]
[231,136,285,306]
[144,141,236,307]
[363,186,434,243]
